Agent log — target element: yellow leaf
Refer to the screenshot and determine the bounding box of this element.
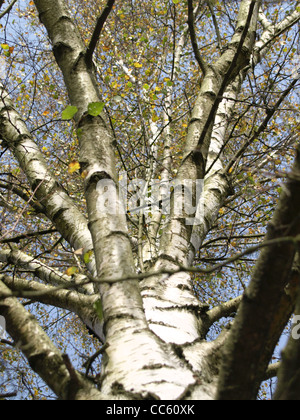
[134,62,143,68]
[68,161,80,174]
[81,169,89,179]
[152,112,159,122]
[65,267,79,276]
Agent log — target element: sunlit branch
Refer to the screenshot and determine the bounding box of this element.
[0,248,88,291]
[265,362,281,381]
[201,296,243,337]
[0,274,98,319]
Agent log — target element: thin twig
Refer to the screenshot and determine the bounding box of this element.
[226,77,299,173]
[2,235,300,300]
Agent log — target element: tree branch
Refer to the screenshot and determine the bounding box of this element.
[0,228,57,244]
[0,248,85,289]
[0,182,45,214]
[0,280,104,400]
[265,362,281,381]
[0,272,105,343]
[2,234,298,292]
[85,0,116,66]
[206,0,223,52]
[226,77,300,174]
[195,0,258,154]
[0,392,17,399]
[0,0,17,19]
[0,81,96,286]
[187,0,208,75]
[0,274,97,313]
[201,296,242,337]
[217,144,300,400]
[256,7,300,57]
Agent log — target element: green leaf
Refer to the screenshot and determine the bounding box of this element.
[84,250,93,264]
[76,128,83,137]
[62,105,78,121]
[93,299,103,321]
[248,176,255,185]
[88,102,105,117]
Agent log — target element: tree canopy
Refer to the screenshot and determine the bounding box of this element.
[0,0,299,400]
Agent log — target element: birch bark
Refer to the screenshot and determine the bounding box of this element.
[32,0,216,399]
[140,0,261,347]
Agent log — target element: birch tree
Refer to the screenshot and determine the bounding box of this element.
[0,0,299,400]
